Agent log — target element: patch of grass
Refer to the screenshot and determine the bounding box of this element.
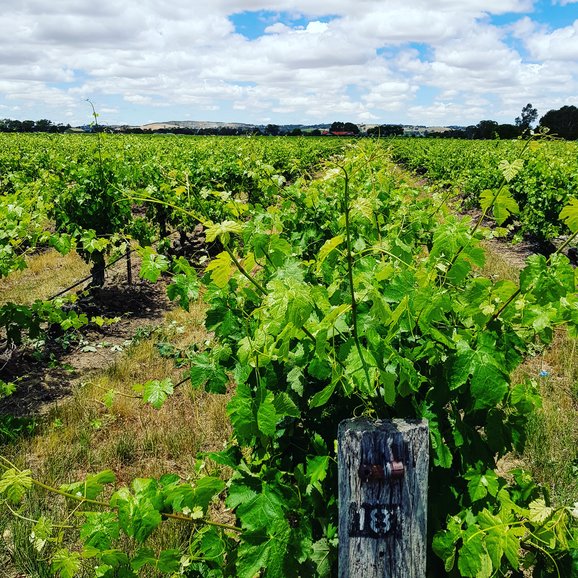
[0,415,36,444]
[0,296,232,576]
[0,493,54,578]
[480,239,522,283]
[512,330,578,505]
[0,249,89,306]
[482,242,578,505]
[19,304,230,481]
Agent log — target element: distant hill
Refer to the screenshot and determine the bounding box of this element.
[140,120,259,131]
[101,120,455,134]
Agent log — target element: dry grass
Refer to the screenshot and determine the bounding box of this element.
[0,297,232,576]
[481,242,578,505]
[16,304,231,483]
[479,239,523,283]
[511,329,578,504]
[0,249,89,306]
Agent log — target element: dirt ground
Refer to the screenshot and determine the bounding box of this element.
[0,257,172,417]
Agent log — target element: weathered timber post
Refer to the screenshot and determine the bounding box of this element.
[338,418,429,578]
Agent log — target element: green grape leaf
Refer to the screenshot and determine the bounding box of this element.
[257,389,277,437]
[480,187,519,225]
[131,548,180,573]
[344,346,378,396]
[52,549,82,578]
[273,392,300,418]
[139,247,169,282]
[316,235,344,273]
[309,381,337,409]
[50,233,73,255]
[205,220,244,243]
[167,273,199,310]
[0,468,32,503]
[432,527,459,572]
[110,488,163,542]
[61,470,116,500]
[205,251,233,288]
[465,469,499,502]
[478,509,522,569]
[80,512,120,550]
[306,455,330,494]
[197,527,227,566]
[458,527,493,578]
[236,490,285,532]
[236,532,271,578]
[227,381,258,443]
[103,388,116,409]
[130,548,156,571]
[165,477,225,515]
[529,498,554,523]
[423,407,453,468]
[470,363,508,411]
[503,530,521,569]
[137,378,174,409]
[226,479,258,510]
[189,353,229,394]
[311,538,332,577]
[30,515,53,552]
[499,158,524,182]
[190,477,226,512]
[308,358,332,380]
[560,197,578,233]
[287,366,304,396]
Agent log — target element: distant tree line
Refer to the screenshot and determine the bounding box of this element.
[0,118,71,133]
[431,104,578,140]
[3,103,578,139]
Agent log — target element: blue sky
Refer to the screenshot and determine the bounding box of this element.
[1,0,578,127]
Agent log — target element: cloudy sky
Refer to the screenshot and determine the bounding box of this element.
[2,0,578,127]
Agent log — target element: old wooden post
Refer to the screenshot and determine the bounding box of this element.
[338,418,429,578]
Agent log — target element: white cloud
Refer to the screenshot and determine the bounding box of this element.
[520,20,578,61]
[0,0,576,126]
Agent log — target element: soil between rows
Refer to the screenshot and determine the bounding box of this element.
[0,257,171,418]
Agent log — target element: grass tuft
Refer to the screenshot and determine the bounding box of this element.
[0,249,89,306]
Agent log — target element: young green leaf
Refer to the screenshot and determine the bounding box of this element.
[560,197,578,233]
[0,468,32,503]
[61,470,116,500]
[498,158,524,182]
[205,220,244,244]
[139,378,174,409]
[205,251,233,288]
[529,498,554,523]
[52,549,82,578]
[480,187,519,225]
[138,247,169,283]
